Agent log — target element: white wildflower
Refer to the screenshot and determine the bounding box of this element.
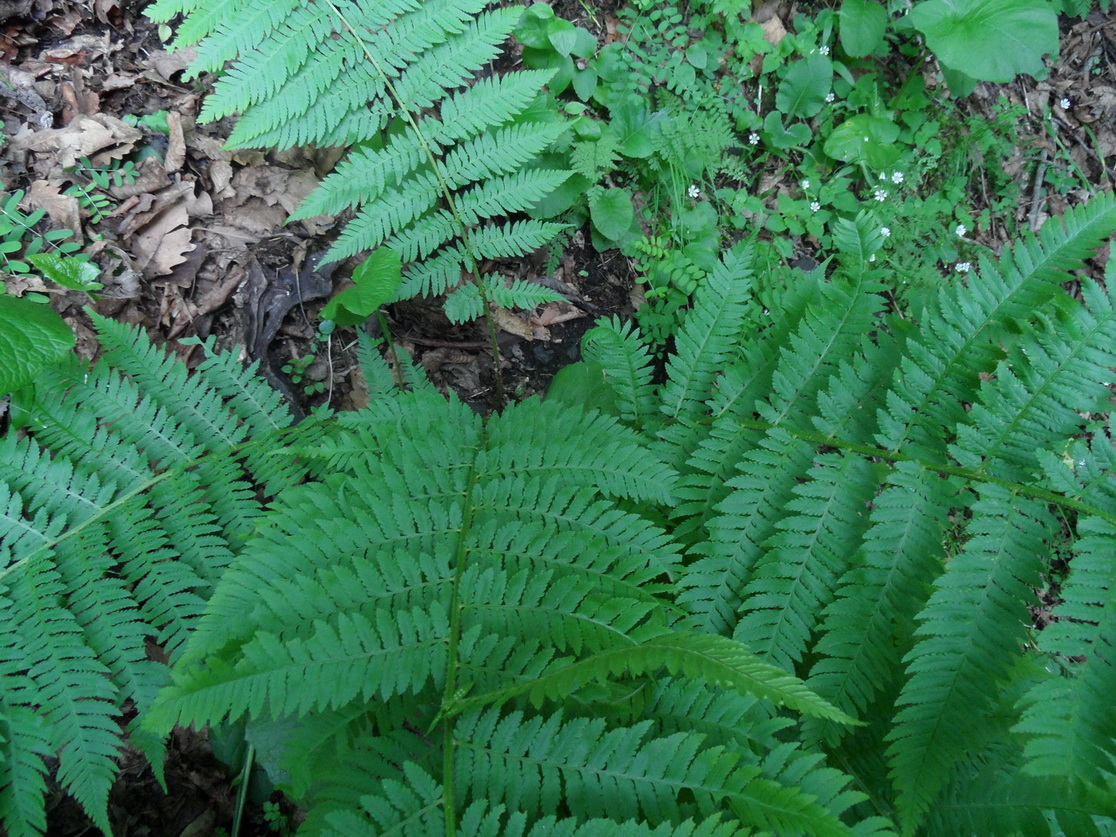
[880,227,891,237]
[819,45,830,55]
[810,201,821,212]
[891,171,904,184]
[955,261,972,273]
[825,92,835,102]
[801,179,811,189]
[748,132,760,145]
[955,223,967,237]
[687,184,701,199]
[873,189,888,202]
[1060,97,1072,109]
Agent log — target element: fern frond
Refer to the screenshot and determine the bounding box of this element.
[876,191,1116,457]
[733,451,877,671]
[1,558,119,834]
[479,398,676,503]
[441,122,569,188]
[0,697,51,837]
[668,273,884,547]
[198,4,336,117]
[885,489,1056,834]
[451,632,858,725]
[928,759,1116,837]
[659,245,755,423]
[466,219,569,260]
[157,0,571,321]
[443,275,565,324]
[0,322,309,835]
[949,279,1116,483]
[677,428,816,635]
[808,463,957,729]
[1015,514,1116,784]
[581,316,658,432]
[455,170,573,226]
[456,709,862,836]
[435,70,560,142]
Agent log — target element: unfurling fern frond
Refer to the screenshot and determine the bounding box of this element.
[149,0,573,323]
[0,319,305,836]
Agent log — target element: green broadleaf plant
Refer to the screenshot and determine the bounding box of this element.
[0,295,75,395]
[838,0,889,57]
[319,248,403,327]
[910,0,1058,83]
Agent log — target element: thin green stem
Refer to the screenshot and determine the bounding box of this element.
[441,445,483,836]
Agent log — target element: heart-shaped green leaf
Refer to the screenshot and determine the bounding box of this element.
[823,114,901,167]
[910,0,1057,83]
[589,188,635,242]
[321,248,403,326]
[840,0,889,57]
[0,294,75,394]
[775,53,833,119]
[763,112,812,149]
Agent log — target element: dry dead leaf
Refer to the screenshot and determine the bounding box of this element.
[132,201,194,277]
[145,47,196,82]
[492,307,549,341]
[119,182,212,279]
[27,179,82,233]
[10,113,141,167]
[530,301,585,328]
[0,64,50,128]
[164,110,186,173]
[759,16,787,47]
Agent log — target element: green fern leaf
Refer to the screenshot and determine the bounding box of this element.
[808,463,957,729]
[886,489,1056,834]
[876,191,1116,457]
[0,700,51,837]
[1015,515,1116,784]
[581,316,658,432]
[456,709,861,836]
[451,632,858,725]
[156,0,571,322]
[659,245,755,423]
[733,451,877,671]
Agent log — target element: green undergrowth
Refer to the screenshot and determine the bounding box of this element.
[2,192,1115,835]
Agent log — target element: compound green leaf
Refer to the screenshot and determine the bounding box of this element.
[0,294,74,394]
[910,0,1058,82]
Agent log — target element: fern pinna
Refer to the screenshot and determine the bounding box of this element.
[145,0,572,324]
[0,315,311,836]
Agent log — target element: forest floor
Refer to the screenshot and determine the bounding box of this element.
[1,0,1114,834]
